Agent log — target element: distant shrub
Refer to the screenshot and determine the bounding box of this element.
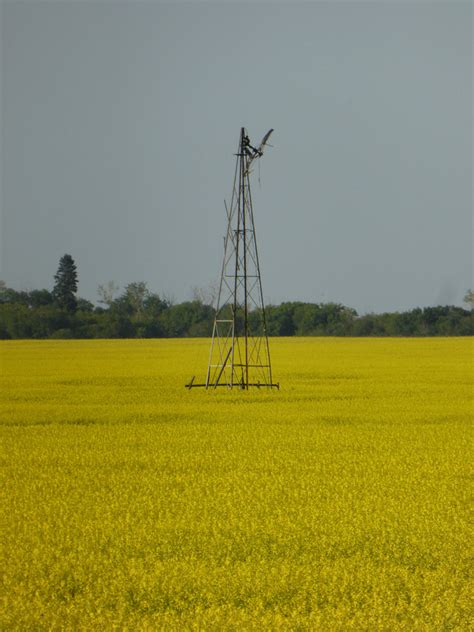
[49,328,74,339]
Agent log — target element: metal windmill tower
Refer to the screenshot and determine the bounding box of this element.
[187,127,279,390]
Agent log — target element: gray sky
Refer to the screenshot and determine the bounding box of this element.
[1,0,472,314]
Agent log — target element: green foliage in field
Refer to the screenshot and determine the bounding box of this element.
[1,281,473,339]
[1,338,472,629]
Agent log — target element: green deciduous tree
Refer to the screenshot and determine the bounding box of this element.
[463,289,474,310]
[28,289,54,308]
[97,281,119,307]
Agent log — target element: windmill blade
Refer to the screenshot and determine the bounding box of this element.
[257,128,274,154]
[244,129,274,175]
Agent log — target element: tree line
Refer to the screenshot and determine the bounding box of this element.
[0,254,472,339]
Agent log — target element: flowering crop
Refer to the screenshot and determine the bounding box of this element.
[1,338,472,629]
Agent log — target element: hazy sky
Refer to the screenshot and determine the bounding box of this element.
[1,0,472,314]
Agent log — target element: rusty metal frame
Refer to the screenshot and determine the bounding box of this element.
[186,128,279,390]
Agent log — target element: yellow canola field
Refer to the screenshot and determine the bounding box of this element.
[0,337,472,630]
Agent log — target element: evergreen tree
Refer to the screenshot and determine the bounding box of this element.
[53,254,78,312]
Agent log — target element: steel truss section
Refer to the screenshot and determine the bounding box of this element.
[186,127,279,390]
